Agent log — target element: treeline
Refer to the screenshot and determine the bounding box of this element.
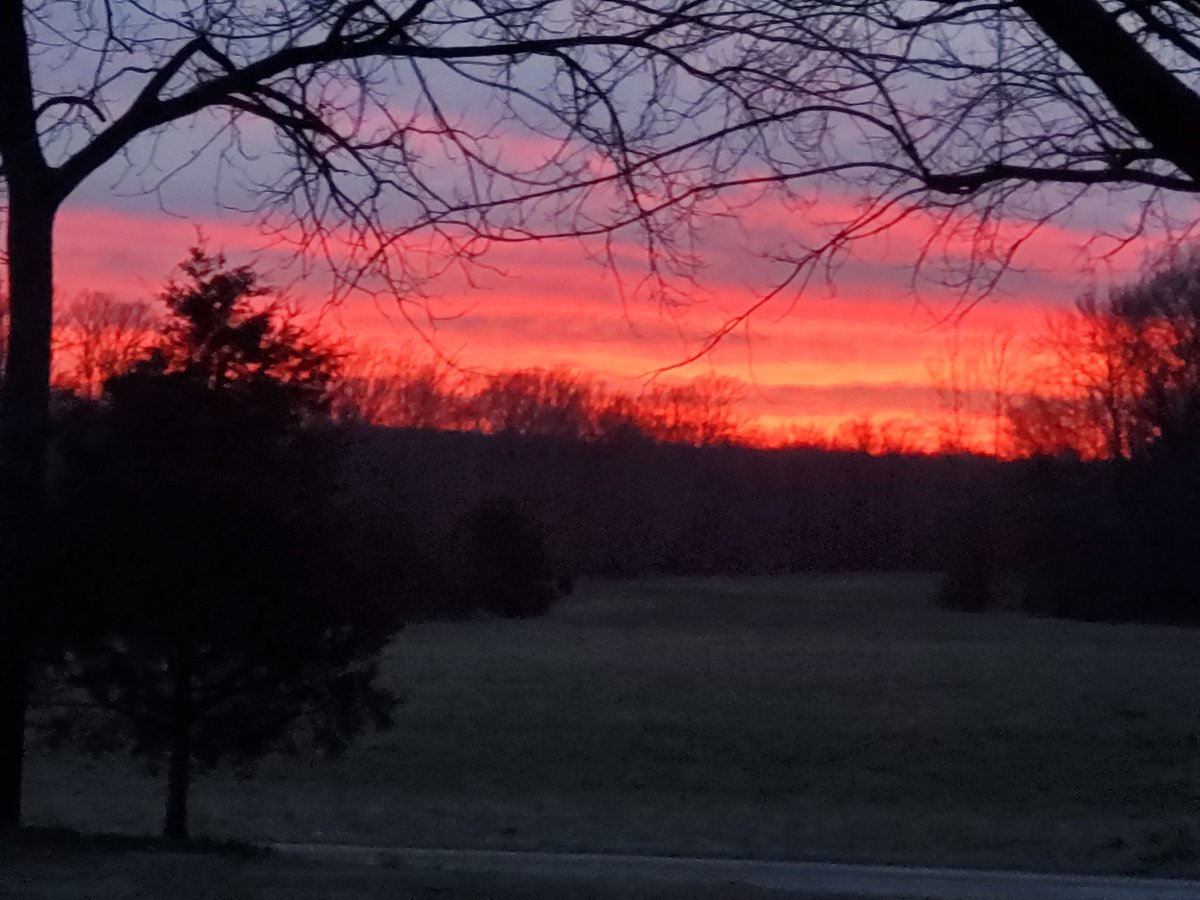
[27,270,1019,606]
[347,426,1001,588]
[30,245,1200,631]
[336,247,1200,629]
[336,349,751,447]
[40,294,753,448]
[36,281,1009,457]
[944,251,1200,625]
[334,346,976,455]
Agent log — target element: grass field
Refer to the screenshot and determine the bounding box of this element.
[21,573,1200,876]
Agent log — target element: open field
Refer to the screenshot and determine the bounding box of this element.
[22,573,1200,876]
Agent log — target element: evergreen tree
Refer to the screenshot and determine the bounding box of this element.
[51,250,399,839]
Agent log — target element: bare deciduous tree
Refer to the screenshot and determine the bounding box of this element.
[978,327,1021,459]
[53,293,157,399]
[1009,296,1146,459]
[638,375,747,446]
[927,330,975,454]
[470,368,597,439]
[927,326,1023,456]
[334,341,465,429]
[1010,251,1200,459]
[834,417,880,456]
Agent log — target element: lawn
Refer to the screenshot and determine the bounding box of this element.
[22,573,1200,876]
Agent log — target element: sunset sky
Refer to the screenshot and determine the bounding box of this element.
[10,0,1198,459]
[27,4,1180,454]
[53,182,1154,447]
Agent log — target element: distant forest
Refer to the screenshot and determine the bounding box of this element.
[11,247,1200,625]
[346,426,1006,579]
[294,248,1200,627]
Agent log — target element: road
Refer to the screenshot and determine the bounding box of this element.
[273,843,1200,899]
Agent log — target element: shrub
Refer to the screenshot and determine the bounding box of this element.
[455,496,559,618]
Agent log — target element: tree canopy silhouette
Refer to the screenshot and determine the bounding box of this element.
[51,293,157,399]
[940,253,1200,622]
[1010,251,1200,461]
[8,0,1200,826]
[49,249,399,840]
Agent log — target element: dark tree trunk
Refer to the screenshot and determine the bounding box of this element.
[0,193,56,831]
[163,655,194,840]
[163,734,192,841]
[0,0,59,834]
[1017,0,1200,184]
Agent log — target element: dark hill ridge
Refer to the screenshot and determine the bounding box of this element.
[343,427,1013,577]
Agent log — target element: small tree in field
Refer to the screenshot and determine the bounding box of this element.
[455,497,558,619]
[51,249,399,839]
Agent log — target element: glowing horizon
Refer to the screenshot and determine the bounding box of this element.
[50,200,1151,453]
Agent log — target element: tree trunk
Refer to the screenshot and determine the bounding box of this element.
[0,193,56,831]
[163,656,193,840]
[1017,0,1200,185]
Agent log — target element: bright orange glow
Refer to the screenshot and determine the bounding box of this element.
[53,199,1153,455]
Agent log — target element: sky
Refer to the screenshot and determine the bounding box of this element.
[22,2,1200,454]
[53,185,1156,450]
[28,5,1185,452]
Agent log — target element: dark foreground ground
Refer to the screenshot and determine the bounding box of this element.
[7,832,1200,900]
[22,574,1200,880]
[0,831,901,900]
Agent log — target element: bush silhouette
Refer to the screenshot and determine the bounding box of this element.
[456,497,558,618]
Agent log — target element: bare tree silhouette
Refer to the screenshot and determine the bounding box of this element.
[638,375,747,446]
[334,341,464,429]
[1011,250,1200,460]
[470,368,598,439]
[52,293,157,399]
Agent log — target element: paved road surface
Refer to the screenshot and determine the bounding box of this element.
[273,843,1200,899]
